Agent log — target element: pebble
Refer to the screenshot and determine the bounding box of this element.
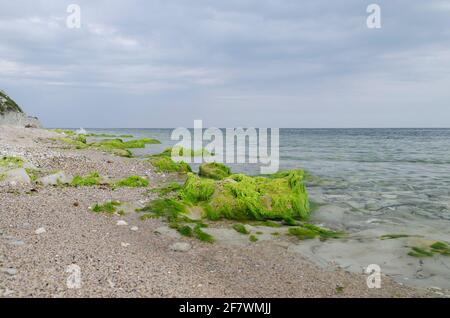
[1,267,17,276]
[130,226,138,231]
[170,242,192,252]
[121,242,130,247]
[35,227,46,235]
[116,220,128,226]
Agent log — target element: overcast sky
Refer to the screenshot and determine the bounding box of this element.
[1,0,450,128]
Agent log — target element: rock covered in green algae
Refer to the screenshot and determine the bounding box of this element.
[147,149,192,173]
[198,162,231,180]
[141,169,310,222]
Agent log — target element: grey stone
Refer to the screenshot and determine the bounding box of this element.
[170,242,192,252]
[37,171,72,186]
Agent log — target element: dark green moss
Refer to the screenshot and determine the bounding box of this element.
[249,235,258,243]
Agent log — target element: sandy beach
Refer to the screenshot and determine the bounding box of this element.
[0,125,434,298]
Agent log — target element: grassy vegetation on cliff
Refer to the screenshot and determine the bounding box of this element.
[0,90,23,115]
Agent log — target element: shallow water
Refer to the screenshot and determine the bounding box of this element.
[86,128,450,290]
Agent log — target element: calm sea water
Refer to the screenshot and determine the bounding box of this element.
[86,128,450,289]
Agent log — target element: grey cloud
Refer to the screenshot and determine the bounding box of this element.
[0,0,449,127]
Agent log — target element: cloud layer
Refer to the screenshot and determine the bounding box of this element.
[1,0,450,127]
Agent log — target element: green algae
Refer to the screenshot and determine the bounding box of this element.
[150,182,183,195]
[177,225,194,237]
[140,169,310,223]
[194,224,214,243]
[407,241,450,258]
[71,172,102,187]
[249,235,258,243]
[289,224,343,241]
[92,201,121,214]
[137,198,187,222]
[149,156,192,173]
[0,156,24,169]
[91,138,160,150]
[199,162,231,180]
[380,234,414,240]
[25,168,40,182]
[233,224,250,235]
[408,247,434,258]
[430,241,450,255]
[180,173,215,203]
[114,176,149,188]
[0,174,6,182]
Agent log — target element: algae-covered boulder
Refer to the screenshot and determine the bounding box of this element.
[147,149,192,174]
[199,162,231,180]
[142,170,310,222]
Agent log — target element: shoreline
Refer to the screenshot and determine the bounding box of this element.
[0,125,435,297]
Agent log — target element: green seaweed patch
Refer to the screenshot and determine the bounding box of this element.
[71,172,102,187]
[380,234,414,240]
[407,241,450,258]
[199,162,231,180]
[150,182,183,195]
[92,201,121,214]
[0,174,6,182]
[194,224,214,243]
[430,241,450,256]
[289,224,344,241]
[25,168,40,182]
[233,224,250,235]
[408,247,434,258]
[147,170,310,222]
[248,220,282,228]
[114,176,149,188]
[59,137,89,149]
[249,235,258,243]
[0,156,24,169]
[180,173,215,203]
[92,138,160,150]
[149,156,192,173]
[137,198,187,223]
[177,225,194,237]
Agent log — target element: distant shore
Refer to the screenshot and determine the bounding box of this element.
[0,125,432,298]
